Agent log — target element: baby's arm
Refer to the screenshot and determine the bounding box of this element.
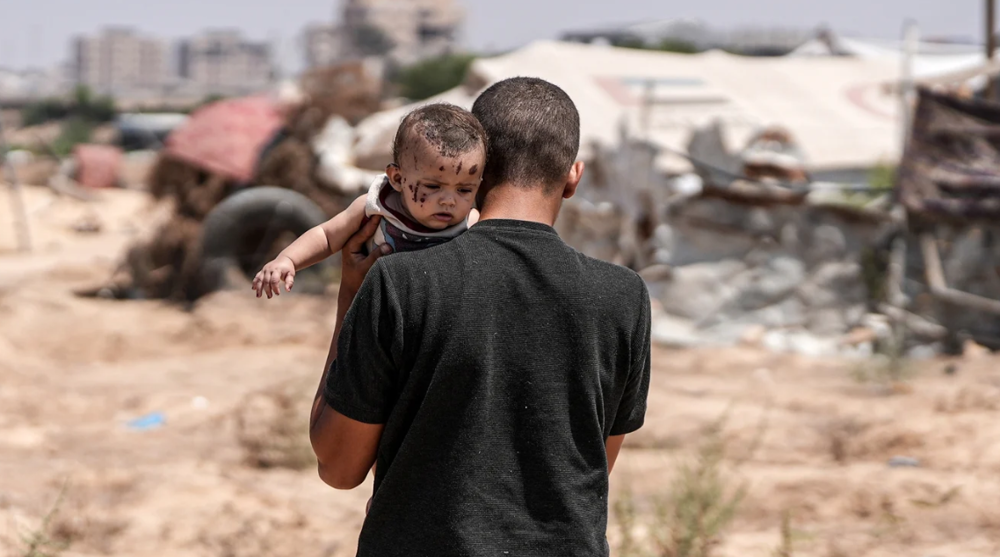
[280,194,368,271]
[253,195,367,298]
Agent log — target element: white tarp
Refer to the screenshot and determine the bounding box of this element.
[791,35,993,86]
[354,40,909,173]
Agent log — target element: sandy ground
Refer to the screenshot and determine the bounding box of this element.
[2,184,1000,557]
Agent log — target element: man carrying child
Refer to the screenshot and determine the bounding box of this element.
[309,77,651,557]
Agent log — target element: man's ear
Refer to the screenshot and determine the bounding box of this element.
[385,164,404,192]
[562,161,585,200]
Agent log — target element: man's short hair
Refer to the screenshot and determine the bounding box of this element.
[392,103,487,165]
[471,77,580,191]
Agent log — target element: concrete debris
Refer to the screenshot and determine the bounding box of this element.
[649,310,708,349]
[740,126,810,184]
[88,63,383,303]
[554,129,890,357]
[5,150,34,165]
[906,344,940,360]
[551,112,999,358]
[761,329,871,358]
[312,115,381,195]
[71,213,103,234]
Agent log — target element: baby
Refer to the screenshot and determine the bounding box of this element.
[252,103,486,298]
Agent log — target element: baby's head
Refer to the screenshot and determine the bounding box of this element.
[387,104,487,230]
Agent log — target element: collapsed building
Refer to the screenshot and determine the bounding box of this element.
[80,40,1000,355]
[82,62,383,302]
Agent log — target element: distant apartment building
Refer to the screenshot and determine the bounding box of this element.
[346,0,463,64]
[303,0,461,68]
[72,27,167,97]
[178,30,275,96]
[0,67,67,100]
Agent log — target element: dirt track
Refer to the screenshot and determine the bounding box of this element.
[2,185,1000,556]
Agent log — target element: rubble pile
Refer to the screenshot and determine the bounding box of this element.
[557,113,1000,357]
[557,135,891,356]
[69,60,1000,357]
[91,63,384,303]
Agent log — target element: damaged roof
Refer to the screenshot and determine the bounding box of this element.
[896,88,1000,222]
[355,40,906,173]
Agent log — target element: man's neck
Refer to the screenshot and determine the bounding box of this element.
[476,185,562,227]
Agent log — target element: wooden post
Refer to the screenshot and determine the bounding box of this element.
[900,21,919,148]
[0,112,32,252]
[988,0,997,100]
[921,233,1000,315]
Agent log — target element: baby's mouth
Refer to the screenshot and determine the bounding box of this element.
[431,212,453,223]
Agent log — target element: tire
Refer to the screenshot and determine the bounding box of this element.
[199,186,333,295]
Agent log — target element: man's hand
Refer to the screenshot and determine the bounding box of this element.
[252,255,296,299]
[339,216,393,303]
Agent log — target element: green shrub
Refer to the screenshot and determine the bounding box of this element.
[394,53,476,101]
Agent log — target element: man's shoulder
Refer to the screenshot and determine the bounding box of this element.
[370,239,460,282]
[574,250,649,299]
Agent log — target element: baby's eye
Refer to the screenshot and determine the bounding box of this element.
[422,184,440,190]
[459,189,473,194]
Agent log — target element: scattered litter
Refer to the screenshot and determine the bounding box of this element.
[73,144,124,189]
[650,312,708,349]
[888,456,920,468]
[70,214,103,234]
[85,62,383,304]
[126,412,166,431]
[762,330,841,358]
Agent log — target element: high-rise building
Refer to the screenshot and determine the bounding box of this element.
[341,0,462,65]
[178,30,275,96]
[72,27,166,96]
[300,0,463,71]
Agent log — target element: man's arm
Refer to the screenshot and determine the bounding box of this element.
[606,282,653,475]
[606,435,626,474]
[309,216,392,490]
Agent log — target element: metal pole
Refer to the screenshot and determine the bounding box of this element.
[900,20,919,151]
[0,110,32,252]
[988,0,996,100]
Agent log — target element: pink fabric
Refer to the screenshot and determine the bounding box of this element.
[73,144,123,189]
[164,96,283,182]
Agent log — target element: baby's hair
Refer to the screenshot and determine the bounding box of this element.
[392,103,487,165]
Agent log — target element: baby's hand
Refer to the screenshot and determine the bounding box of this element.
[252,256,296,299]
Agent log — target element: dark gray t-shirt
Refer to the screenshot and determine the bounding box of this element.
[326,218,651,557]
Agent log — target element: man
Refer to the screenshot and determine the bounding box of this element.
[310,77,652,556]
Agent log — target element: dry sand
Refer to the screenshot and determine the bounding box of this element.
[1,184,999,556]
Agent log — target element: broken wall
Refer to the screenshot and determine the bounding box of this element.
[559,136,1000,354]
[556,138,890,352]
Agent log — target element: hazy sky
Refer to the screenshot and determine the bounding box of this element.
[0,0,984,72]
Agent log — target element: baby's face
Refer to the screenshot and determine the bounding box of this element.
[387,139,485,230]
